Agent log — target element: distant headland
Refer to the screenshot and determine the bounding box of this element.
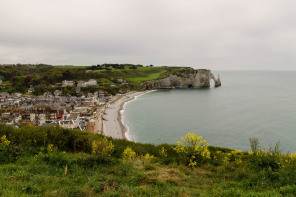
[0,64,221,96]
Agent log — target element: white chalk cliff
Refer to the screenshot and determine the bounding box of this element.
[146,69,221,89]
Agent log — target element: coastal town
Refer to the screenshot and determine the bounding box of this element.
[0,77,145,139]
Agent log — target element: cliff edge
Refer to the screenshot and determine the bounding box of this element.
[146,69,221,89]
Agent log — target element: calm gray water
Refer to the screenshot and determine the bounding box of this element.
[122,71,296,152]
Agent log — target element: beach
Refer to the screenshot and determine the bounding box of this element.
[101,91,149,139]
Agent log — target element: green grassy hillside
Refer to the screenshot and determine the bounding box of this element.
[1,124,296,196]
[0,64,187,94]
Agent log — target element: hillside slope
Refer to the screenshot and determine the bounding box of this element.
[1,124,296,196]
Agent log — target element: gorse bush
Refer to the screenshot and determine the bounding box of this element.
[0,135,11,163]
[0,135,10,146]
[91,138,114,161]
[174,132,211,167]
[34,144,58,159]
[159,147,167,158]
[142,153,155,163]
[122,147,137,160]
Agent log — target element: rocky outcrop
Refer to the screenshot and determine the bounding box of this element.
[210,73,221,87]
[146,69,221,89]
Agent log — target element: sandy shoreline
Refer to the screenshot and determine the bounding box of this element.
[102,91,150,140]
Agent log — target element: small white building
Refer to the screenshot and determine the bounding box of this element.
[12,92,22,98]
[75,87,81,94]
[77,81,87,88]
[62,80,75,87]
[87,79,97,86]
[54,90,62,96]
[59,112,81,129]
[28,85,34,94]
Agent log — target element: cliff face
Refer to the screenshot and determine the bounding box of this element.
[146,69,221,89]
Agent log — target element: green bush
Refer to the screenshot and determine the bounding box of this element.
[91,137,114,161]
[249,138,281,171]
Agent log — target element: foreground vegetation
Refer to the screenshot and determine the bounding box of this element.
[1,125,296,196]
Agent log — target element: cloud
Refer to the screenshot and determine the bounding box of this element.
[1,0,296,70]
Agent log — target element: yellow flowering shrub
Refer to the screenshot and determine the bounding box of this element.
[122,147,137,160]
[174,132,211,167]
[34,144,57,159]
[92,137,114,161]
[222,155,230,165]
[235,158,243,165]
[0,135,10,147]
[232,150,242,155]
[34,151,43,159]
[159,147,167,158]
[0,135,12,163]
[189,156,198,167]
[209,149,244,166]
[282,152,296,166]
[212,151,229,165]
[143,153,154,160]
[47,144,57,153]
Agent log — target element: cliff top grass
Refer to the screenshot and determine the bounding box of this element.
[1,124,296,196]
[93,66,186,84]
[54,65,91,69]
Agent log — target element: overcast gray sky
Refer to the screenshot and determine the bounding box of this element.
[0,0,296,70]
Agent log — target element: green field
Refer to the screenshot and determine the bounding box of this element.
[125,69,167,83]
[54,66,90,69]
[93,66,184,84]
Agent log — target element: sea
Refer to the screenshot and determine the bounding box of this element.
[122,71,296,153]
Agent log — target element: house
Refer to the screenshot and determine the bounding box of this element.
[12,92,22,98]
[1,112,11,123]
[110,83,115,87]
[94,91,98,98]
[62,80,75,87]
[117,79,127,83]
[43,92,52,97]
[28,85,34,94]
[0,92,9,98]
[77,81,87,88]
[83,100,92,106]
[68,112,80,123]
[98,91,105,98]
[87,79,97,86]
[74,87,80,94]
[58,120,79,129]
[54,90,62,96]
[59,112,81,130]
[87,93,93,98]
